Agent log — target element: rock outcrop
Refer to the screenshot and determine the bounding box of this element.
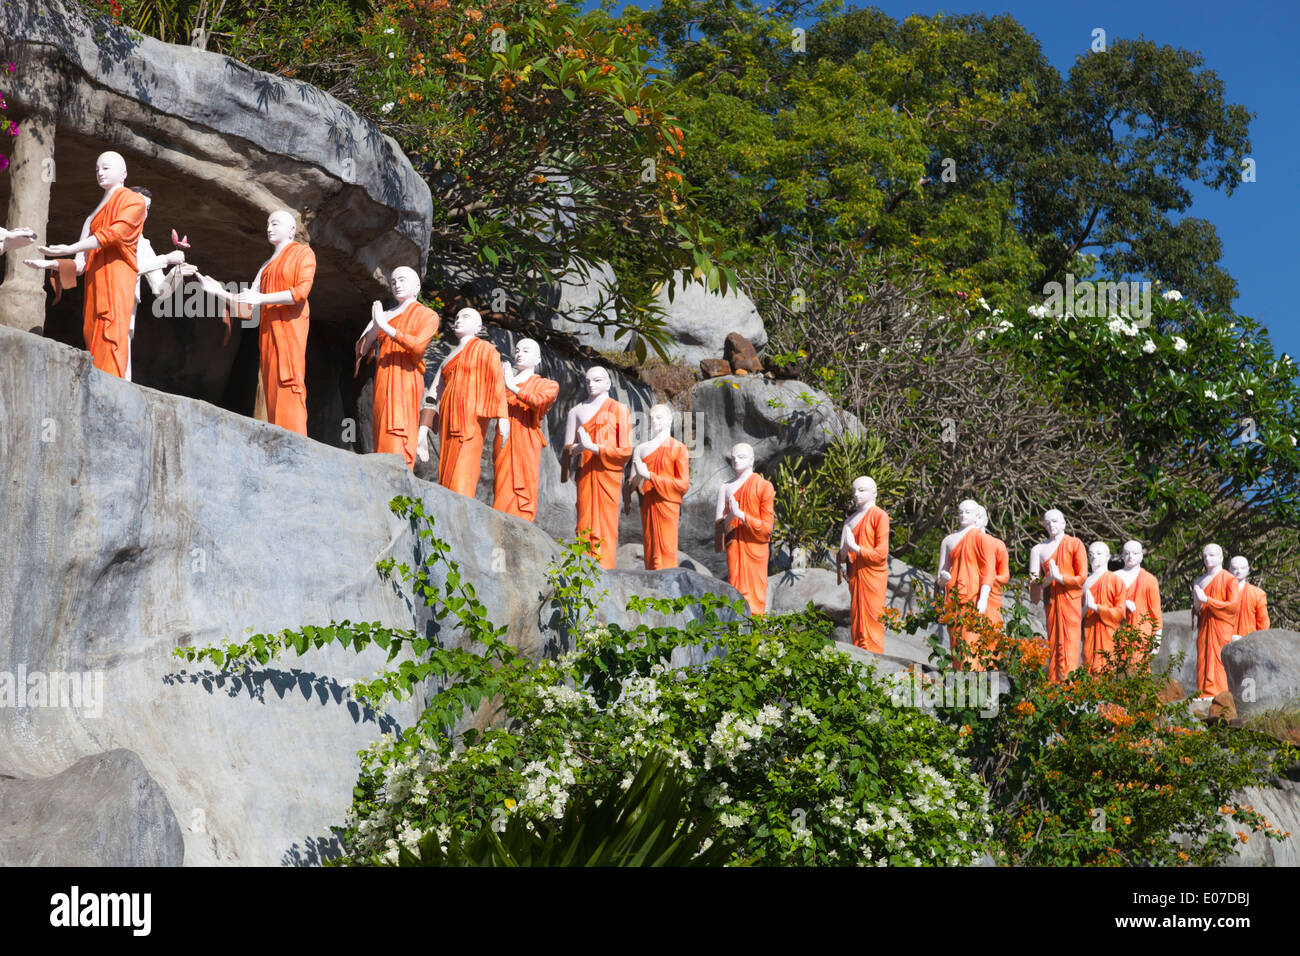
[1223,629,1300,720]
[652,274,767,368]
[0,749,183,866]
[0,325,740,866]
[0,0,432,444]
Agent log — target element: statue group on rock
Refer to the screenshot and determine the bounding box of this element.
[4,153,1272,697]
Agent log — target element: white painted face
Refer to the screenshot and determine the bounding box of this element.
[957,500,979,528]
[1202,544,1223,571]
[1229,556,1250,582]
[1122,541,1144,570]
[266,211,296,245]
[730,443,754,474]
[454,308,482,337]
[95,152,128,190]
[1088,542,1110,572]
[585,367,611,399]
[975,506,989,531]
[650,404,672,436]
[514,338,540,370]
[390,267,419,301]
[1043,510,1066,537]
[852,476,875,508]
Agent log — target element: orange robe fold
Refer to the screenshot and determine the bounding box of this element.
[1042,536,1088,682]
[637,438,690,569]
[1123,568,1163,666]
[1234,583,1270,637]
[258,242,316,435]
[943,528,994,668]
[847,506,890,653]
[83,187,147,378]
[983,533,1011,629]
[1082,570,1128,673]
[438,337,507,497]
[493,374,560,521]
[1196,568,1242,697]
[575,398,633,568]
[724,473,775,615]
[373,301,439,468]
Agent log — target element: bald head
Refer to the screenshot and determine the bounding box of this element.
[852,475,876,508]
[729,442,755,474]
[94,152,128,190]
[266,210,298,244]
[390,266,420,302]
[1202,543,1224,571]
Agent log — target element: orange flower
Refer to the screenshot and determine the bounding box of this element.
[1012,701,1036,718]
[465,8,483,20]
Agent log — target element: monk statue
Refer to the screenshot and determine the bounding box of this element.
[715,442,775,615]
[837,475,890,652]
[1114,540,1162,662]
[936,499,994,668]
[127,186,195,381]
[200,209,316,434]
[563,366,633,567]
[1082,541,1127,673]
[354,266,440,469]
[1029,508,1088,681]
[492,338,559,522]
[976,505,1011,629]
[624,403,690,569]
[1192,543,1241,699]
[0,226,37,254]
[26,151,147,379]
[417,307,508,496]
[1228,555,1270,641]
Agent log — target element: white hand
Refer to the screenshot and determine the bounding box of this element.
[1125,600,1137,613]
[416,425,430,463]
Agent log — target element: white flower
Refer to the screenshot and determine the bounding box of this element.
[977,297,990,311]
[1027,304,1050,319]
[380,101,395,114]
[1172,336,1188,353]
[1291,435,1297,447]
[387,52,395,59]
[974,330,986,341]
[384,27,395,34]
[1141,339,1156,354]
[1246,388,1254,396]
[1162,289,1183,301]
[1204,387,1219,400]
[1031,331,1042,341]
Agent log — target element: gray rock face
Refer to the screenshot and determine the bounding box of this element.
[652,274,767,368]
[1223,779,1300,867]
[0,326,738,866]
[0,749,183,866]
[544,259,626,353]
[1223,630,1300,719]
[1152,609,1199,694]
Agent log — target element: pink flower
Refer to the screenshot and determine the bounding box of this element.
[5,63,14,73]
[0,155,10,172]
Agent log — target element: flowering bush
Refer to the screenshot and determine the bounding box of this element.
[887,592,1295,866]
[177,495,990,866]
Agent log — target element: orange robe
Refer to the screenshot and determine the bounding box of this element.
[1196,568,1242,697]
[258,242,316,435]
[1041,536,1088,682]
[575,398,634,568]
[1124,568,1163,665]
[1082,570,1127,673]
[438,337,507,497]
[943,528,994,668]
[1234,582,1270,637]
[637,438,690,569]
[492,374,560,521]
[983,533,1011,629]
[372,301,439,468]
[847,506,890,653]
[724,472,775,615]
[83,187,147,378]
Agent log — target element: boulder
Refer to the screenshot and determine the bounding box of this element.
[1222,629,1300,720]
[1151,608,1199,693]
[0,326,739,865]
[543,259,626,354]
[615,542,715,578]
[724,333,763,373]
[0,749,184,866]
[652,274,767,368]
[700,358,732,378]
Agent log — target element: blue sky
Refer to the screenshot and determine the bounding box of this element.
[592,0,1299,364]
